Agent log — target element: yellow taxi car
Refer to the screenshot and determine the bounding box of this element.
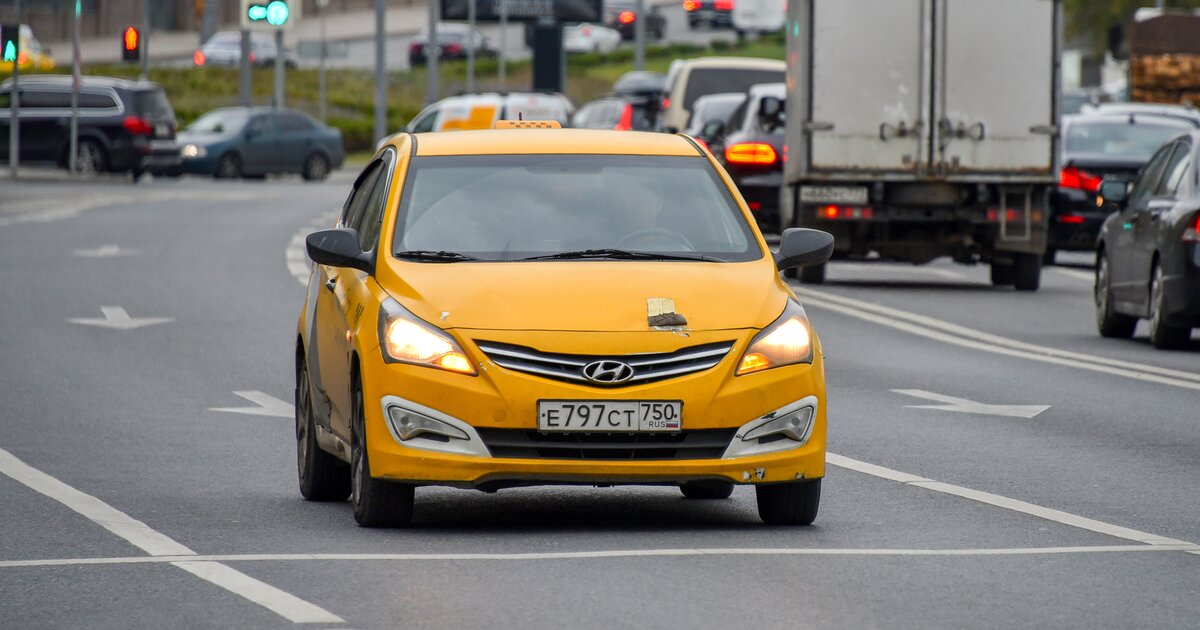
[296,123,833,527]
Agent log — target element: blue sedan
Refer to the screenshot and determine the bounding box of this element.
[177,107,344,180]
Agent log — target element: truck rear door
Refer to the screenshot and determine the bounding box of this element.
[933,0,1057,177]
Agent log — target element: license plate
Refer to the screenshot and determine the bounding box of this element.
[537,400,682,432]
[800,185,869,205]
[154,124,169,137]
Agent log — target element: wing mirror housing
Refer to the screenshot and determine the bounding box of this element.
[1098,178,1129,208]
[306,228,373,274]
[774,228,834,271]
[758,96,784,132]
[699,118,725,141]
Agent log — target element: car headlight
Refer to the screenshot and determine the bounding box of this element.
[378,298,476,375]
[736,300,814,375]
[180,144,207,158]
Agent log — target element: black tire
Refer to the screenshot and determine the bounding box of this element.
[756,479,821,526]
[302,153,331,181]
[1013,253,1041,292]
[1148,263,1190,349]
[1042,247,1056,266]
[72,139,108,175]
[350,373,415,527]
[1095,253,1136,339]
[680,481,734,500]
[990,260,1015,286]
[799,263,826,285]
[296,360,350,501]
[215,152,241,179]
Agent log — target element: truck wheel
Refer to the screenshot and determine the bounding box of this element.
[990,261,1014,286]
[1012,254,1041,292]
[1095,254,1136,339]
[799,263,826,285]
[1148,263,1190,349]
[756,479,821,526]
[680,481,734,500]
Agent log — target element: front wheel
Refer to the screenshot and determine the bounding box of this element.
[1148,263,1191,349]
[215,152,241,179]
[680,481,734,500]
[756,479,821,526]
[350,374,415,527]
[302,153,331,181]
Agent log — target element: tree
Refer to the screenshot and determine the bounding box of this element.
[1065,0,1200,53]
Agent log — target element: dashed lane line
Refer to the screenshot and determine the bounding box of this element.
[0,447,343,624]
[794,287,1200,391]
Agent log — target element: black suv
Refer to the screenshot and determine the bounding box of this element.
[0,75,180,178]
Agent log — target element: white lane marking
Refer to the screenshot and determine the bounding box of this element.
[832,263,965,280]
[893,389,1050,419]
[172,561,343,624]
[1054,267,1095,282]
[826,453,1198,553]
[0,447,343,624]
[73,244,134,258]
[0,191,263,228]
[67,306,173,330]
[795,288,1200,391]
[2,544,1197,569]
[209,391,295,418]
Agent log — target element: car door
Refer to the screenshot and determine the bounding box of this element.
[1112,142,1175,304]
[18,88,70,162]
[275,111,314,173]
[315,157,389,441]
[240,112,278,174]
[1135,139,1192,308]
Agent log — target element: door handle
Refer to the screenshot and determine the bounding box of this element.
[324,278,337,292]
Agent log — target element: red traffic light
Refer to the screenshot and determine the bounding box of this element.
[123,26,139,51]
[122,26,141,62]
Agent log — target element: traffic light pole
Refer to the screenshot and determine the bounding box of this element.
[8,0,19,179]
[69,0,80,174]
[273,30,284,107]
[140,0,150,80]
[238,30,251,106]
[634,0,645,71]
[426,0,439,105]
[374,0,386,142]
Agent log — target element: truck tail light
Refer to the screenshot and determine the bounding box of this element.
[725,142,777,165]
[1184,213,1200,242]
[818,205,873,220]
[123,116,154,136]
[613,103,634,131]
[1059,166,1102,193]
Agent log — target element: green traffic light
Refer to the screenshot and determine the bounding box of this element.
[247,5,268,21]
[2,40,15,63]
[266,1,289,26]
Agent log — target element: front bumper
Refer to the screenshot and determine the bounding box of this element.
[359,329,827,489]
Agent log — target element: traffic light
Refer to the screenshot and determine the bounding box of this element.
[1,24,18,64]
[241,0,300,30]
[121,26,141,62]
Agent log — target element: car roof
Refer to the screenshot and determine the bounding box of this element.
[1064,112,1196,129]
[613,71,667,94]
[746,82,787,98]
[1081,102,1200,121]
[404,129,701,157]
[676,56,786,71]
[0,75,158,91]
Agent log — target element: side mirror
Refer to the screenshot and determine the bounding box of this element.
[758,96,784,132]
[699,118,725,140]
[774,228,834,271]
[306,228,373,273]
[1098,178,1129,207]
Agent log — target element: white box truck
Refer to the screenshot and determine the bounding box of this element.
[780,0,1062,290]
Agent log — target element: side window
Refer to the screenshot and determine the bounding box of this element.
[340,159,386,233]
[279,113,312,132]
[355,152,395,252]
[20,89,71,109]
[409,108,438,133]
[79,92,117,109]
[246,115,273,138]
[1129,143,1176,208]
[1159,143,1192,197]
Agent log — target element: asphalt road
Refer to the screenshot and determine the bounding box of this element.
[1,174,1197,629]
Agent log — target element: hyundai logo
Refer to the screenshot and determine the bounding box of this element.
[582,360,635,384]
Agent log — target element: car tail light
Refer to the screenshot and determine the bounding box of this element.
[248,52,256,63]
[662,97,671,109]
[1058,214,1086,224]
[613,103,635,131]
[748,201,763,211]
[818,205,873,220]
[725,143,777,165]
[715,0,735,10]
[619,10,636,24]
[193,50,205,66]
[1059,166,1102,193]
[444,43,463,54]
[683,0,700,10]
[1184,213,1200,242]
[123,116,154,136]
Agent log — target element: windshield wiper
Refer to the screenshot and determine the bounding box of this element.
[520,248,717,262]
[394,250,479,262]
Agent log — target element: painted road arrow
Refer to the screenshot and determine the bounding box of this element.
[209,391,294,418]
[893,389,1050,419]
[73,245,134,258]
[68,306,173,330]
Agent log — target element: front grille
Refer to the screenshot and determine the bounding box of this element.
[475,340,734,386]
[476,428,736,460]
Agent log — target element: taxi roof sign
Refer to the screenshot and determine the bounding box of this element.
[493,120,562,129]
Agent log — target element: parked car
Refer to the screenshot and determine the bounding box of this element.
[0,75,179,179]
[176,107,344,180]
[563,23,623,54]
[660,57,785,132]
[403,92,574,135]
[604,0,667,40]
[683,92,745,148]
[409,24,495,66]
[684,0,735,29]
[571,94,658,130]
[1095,132,1200,348]
[707,83,786,234]
[1049,113,1194,262]
[0,24,55,73]
[1080,102,1200,128]
[194,31,296,68]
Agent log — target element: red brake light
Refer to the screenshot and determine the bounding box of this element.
[748,201,763,211]
[715,0,734,10]
[619,11,636,24]
[123,116,154,136]
[725,143,778,165]
[683,0,700,10]
[444,43,463,53]
[248,52,256,63]
[613,104,635,131]
[818,205,874,220]
[1184,213,1200,242]
[1058,214,1086,224]
[662,97,671,109]
[193,50,205,66]
[1059,166,1102,193]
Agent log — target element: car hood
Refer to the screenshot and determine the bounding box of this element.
[376,259,786,332]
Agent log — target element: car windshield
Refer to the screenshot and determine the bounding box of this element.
[392,154,759,262]
[1065,119,1190,160]
[683,68,783,110]
[186,109,250,134]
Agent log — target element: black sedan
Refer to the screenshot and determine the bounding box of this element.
[1049,113,1193,263]
[1095,131,1200,349]
[706,82,785,234]
[176,107,344,180]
